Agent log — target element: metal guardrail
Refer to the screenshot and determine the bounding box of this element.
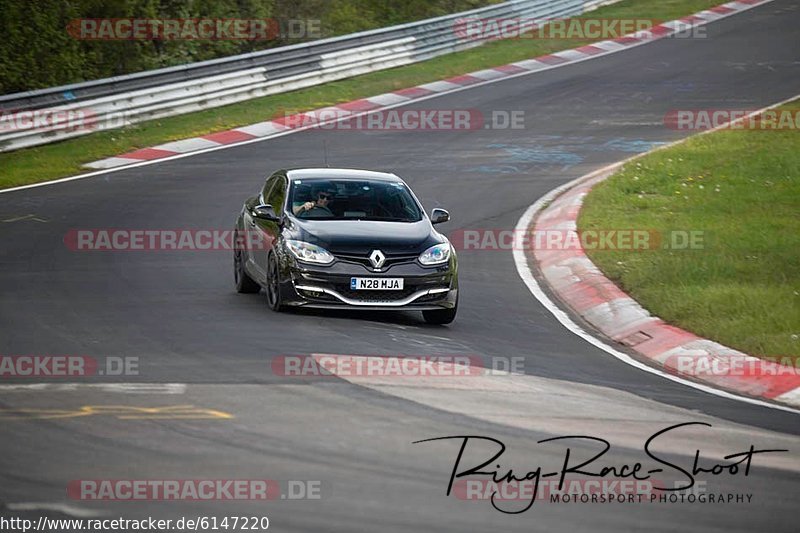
[0,0,612,152]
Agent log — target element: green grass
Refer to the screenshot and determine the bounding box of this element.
[578,100,800,360]
[0,0,722,189]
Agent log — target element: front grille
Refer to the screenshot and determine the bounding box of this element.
[335,253,419,270]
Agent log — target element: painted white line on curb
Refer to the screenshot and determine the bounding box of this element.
[416,80,462,92]
[233,121,288,138]
[153,137,221,153]
[365,93,413,106]
[82,156,140,170]
[513,92,800,415]
[591,40,627,52]
[510,59,549,70]
[775,388,800,405]
[468,68,510,80]
[553,49,588,61]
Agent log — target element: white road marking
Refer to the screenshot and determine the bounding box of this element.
[1,214,47,223]
[6,502,104,517]
[0,383,186,394]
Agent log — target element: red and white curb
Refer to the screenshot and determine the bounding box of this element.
[517,93,800,412]
[84,0,774,170]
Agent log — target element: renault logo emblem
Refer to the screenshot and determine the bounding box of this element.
[369,249,386,269]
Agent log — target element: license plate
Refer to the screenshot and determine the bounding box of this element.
[350,277,404,290]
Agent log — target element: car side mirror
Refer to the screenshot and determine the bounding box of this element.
[430,208,450,225]
[252,204,280,222]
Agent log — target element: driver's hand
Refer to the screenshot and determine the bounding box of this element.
[303,201,314,211]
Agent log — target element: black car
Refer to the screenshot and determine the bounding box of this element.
[234,168,458,324]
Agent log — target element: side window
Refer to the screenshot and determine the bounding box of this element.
[267,177,287,215]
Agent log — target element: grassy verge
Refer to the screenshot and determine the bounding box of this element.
[578,100,800,360]
[0,0,722,189]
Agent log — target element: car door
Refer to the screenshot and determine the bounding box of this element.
[243,174,278,282]
[252,172,287,283]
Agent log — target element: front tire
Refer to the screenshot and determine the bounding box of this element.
[265,252,284,311]
[234,247,260,294]
[422,297,457,325]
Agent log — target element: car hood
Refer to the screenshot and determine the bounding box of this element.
[287,218,442,255]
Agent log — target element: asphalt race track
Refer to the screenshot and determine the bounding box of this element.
[1,1,799,531]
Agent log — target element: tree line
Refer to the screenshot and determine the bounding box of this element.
[0,0,496,95]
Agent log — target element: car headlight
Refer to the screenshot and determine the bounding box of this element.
[286,240,335,264]
[418,242,451,265]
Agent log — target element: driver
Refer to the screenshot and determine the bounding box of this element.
[293,186,335,217]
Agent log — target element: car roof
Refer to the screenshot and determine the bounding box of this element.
[286,168,403,183]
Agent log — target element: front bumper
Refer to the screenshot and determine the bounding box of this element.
[278,253,457,311]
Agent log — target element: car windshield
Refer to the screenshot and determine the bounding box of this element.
[289,178,423,222]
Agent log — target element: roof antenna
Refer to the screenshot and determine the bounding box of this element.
[323,140,330,168]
